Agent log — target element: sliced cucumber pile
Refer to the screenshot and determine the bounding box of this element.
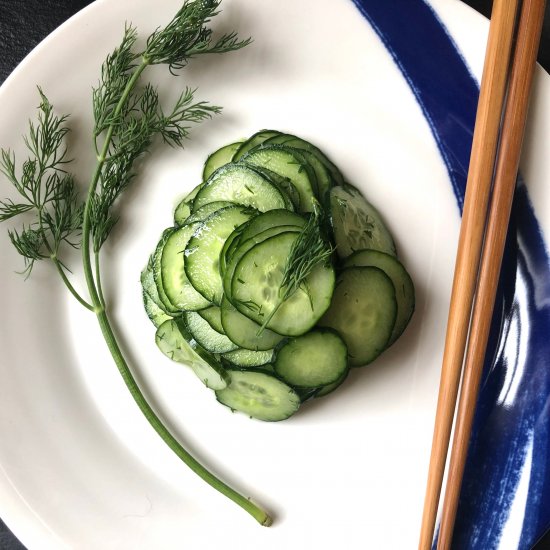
[141,129,415,421]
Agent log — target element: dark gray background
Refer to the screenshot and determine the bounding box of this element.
[0,1,549,549]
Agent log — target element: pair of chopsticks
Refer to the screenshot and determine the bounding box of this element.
[418,1,546,549]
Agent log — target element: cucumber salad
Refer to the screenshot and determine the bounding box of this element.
[141,130,415,421]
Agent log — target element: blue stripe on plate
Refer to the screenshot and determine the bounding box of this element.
[351,1,550,548]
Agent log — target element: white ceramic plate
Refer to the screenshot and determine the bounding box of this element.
[0,1,548,548]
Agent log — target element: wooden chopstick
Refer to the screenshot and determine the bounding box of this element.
[418,1,520,548]
[436,1,547,548]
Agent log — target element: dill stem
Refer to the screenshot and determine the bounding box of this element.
[94,251,106,307]
[80,58,272,526]
[52,256,95,311]
[257,298,282,336]
[95,306,272,527]
[37,213,93,311]
[81,60,148,304]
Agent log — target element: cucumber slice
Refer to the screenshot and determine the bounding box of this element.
[183,311,239,354]
[238,209,305,243]
[160,222,211,312]
[174,201,191,226]
[203,141,243,181]
[274,329,348,388]
[315,370,349,398]
[155,319,229,390]
[231,232,335,336]
[232,130,282,161]
[330,184,396,258]
[250,166,300,211]
[143,290,172,328]
[186,201,234,224]
[221,296,284,351]
[174,185,201,226]
[259,140,333,204]
[295,387,320,402]
[193,163,288,212]
[197,305,225,334]
[344,249,415,345]
[219,224,245,278]
[185,205,257,305]
[141,255,168,313]
[242,145,317,212]
[299,149,332,204]
[223,227,301,300]
[215,369,300,421]
[153,230,182,315]
[263,133,344,187]
[221,348,274,368]
[319,267,397,366]
[254,364,276,375]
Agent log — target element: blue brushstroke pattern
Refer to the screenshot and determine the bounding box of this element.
[350,0,550,548]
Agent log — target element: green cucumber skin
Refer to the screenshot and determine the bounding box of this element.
[274,328,348,388]
[197,305,225,334]
[143,290,172,328]
[242,145,318,213]
[295,386,320,403]
[261,133,344,187]
[173,185,202,226]
[215,368,301,422]
[238,209,306,243]
[183,311,239,354]
[330,184,397,259]
[160,222,211,312]
[343,249,415,345]
[193,163,288,213]
[257,141,333,206]
[223,227,301,302]
[185,201,235,224]
[319,266,397,367]
[203,141,243,181]
[221,348,275,368]
[155,319,229,390]
[219,222,247,279]
[220,296,284,352]
[185,205,257,305]
[230,232,335,336]
[250,166,301,211]
[141,256,168,313]
[315,370,349,398]
[232,130,282,161]
[153,229,182,315]
[174,201,191,226]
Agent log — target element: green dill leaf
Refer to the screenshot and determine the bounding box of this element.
[93,24,140,138]
[144,0,251,73]
[8,226,47,278]
[279,203,333,300]
[155,87,222,148]
[0,89,82,272]
[0,199,34,222]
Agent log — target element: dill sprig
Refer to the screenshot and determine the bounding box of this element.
[144,0,251,71]
[0,0,270,527]
[279,204,333,299]
[0,90,86,308]
[89,0,250,252]
[257,202,333,334]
